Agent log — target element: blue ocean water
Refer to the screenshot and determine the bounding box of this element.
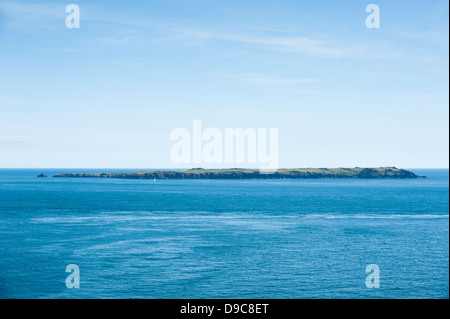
[0,169,448,299]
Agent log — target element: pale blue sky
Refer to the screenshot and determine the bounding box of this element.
[0,0,448,168]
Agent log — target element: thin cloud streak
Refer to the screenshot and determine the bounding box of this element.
[213,73,318,86]
[1,0,395,59]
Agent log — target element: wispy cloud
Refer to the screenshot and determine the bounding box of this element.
[0,1,388,59]
[211,33,352,58]
[0,95,15,104]
[94,30,148,46]
[0,1,64,19]
[394,30,449,46]
[100,24,367,58]
[0,1,66,30]
[214,73,318,87]
[0,140,26,146]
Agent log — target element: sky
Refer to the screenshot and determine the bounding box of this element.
[0,0,448,169]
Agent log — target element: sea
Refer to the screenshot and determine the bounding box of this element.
[0,169,448,299]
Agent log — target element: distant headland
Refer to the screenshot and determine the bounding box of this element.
[52,167,424,180]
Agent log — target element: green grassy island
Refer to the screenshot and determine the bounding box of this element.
[53,167,424,180]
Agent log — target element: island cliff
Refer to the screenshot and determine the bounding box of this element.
[53,167,423,180]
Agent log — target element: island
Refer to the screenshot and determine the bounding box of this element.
[53,167,424,180]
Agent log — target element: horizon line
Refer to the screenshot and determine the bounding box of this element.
[0,167,448,170]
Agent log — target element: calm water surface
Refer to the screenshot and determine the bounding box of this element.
[0,169,448,298]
